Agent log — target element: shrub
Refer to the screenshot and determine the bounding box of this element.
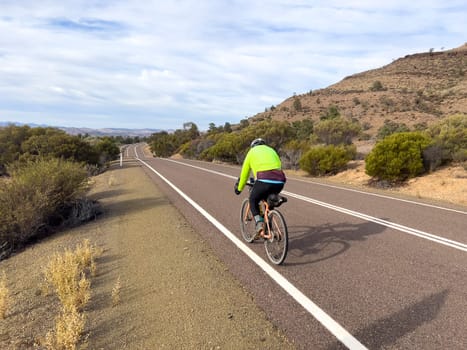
[320,105,340,120]
[365,132,432,181]
[427,114,467,166]
[299,144,356,176]
[370,80,385,91]
[281,140,310,170]
[293,97,302,112]
[0,158,89,247]
[377,120,410,139]
[314,117,362,145]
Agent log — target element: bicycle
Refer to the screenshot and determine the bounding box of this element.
[239,181,289,265]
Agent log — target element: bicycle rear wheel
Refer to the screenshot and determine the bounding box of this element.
[264,210,288,265]
[240,198,255,243]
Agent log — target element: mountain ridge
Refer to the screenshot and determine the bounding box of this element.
[250,43,467,138]
[0,121,162,137]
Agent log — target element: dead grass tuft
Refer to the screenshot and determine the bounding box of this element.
[111,276,121,307]
[107,175,118,187]
[41,239,101,349]
[0,272,10,318]
[43,239,101,311]
[45,308,86,350]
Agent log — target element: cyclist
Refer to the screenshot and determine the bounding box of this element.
[234,138,286,235]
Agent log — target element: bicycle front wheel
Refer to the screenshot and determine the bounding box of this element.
[240,198,255,243]
[264,210,288,265]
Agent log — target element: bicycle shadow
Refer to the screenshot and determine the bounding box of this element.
[286,220,387,266]
[325,289,449,349]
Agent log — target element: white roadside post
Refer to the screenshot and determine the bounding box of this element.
[120,152,123,167]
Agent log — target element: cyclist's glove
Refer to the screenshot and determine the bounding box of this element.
[234,179,241,195]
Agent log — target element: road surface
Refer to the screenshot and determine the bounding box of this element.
[126,143,467,349]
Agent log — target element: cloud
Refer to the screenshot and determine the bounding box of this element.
[46,18,127,35]
[0,0,466,130]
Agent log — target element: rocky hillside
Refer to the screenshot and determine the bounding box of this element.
[250,43,467,138]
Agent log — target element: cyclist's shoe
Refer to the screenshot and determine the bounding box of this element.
[254,221,264,239]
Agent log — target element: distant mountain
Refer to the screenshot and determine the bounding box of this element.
[0,121,49,128]
[59,127,162,137]
[0,121,162,137]
[250,43,467,138]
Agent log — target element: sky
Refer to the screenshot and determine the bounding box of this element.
[0,1,466,131]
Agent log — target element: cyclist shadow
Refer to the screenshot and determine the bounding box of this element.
[286,220,387,266]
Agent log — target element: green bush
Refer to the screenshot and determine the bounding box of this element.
[293,97,302,112]
[377,119,410,139]
[299,144,356,176]
[370,80,385,91]
[0,158,89,247]
[365,132,431,181]
[427,114,467,166]
[314,117,362,145]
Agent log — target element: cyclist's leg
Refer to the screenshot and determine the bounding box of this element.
[249,181,270,233]
[250,182,284,234]
[249,181,269,217]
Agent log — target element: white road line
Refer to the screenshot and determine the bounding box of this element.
[136,157,368,350]
[162,158,467,253]
[286,192,467,252]
[289,176,467,215]
[168,158,467,215]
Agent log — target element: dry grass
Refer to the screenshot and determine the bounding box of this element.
[44,309,86,350]
[111,276,121,307]
[0,272,9,319]
[41,239,101,349]
[107,175,118,186]
[43,252,89,312]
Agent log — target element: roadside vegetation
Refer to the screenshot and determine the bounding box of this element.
[147,112,466,183]
[0,239,103,349]
[0,124,129,259]
[41,239,102,350]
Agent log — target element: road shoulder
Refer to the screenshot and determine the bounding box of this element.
[0,162,294,349]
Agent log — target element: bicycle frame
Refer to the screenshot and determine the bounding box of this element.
[243,200,279,241]
[239,182,289,265]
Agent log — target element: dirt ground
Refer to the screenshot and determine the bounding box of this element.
[325,160,467,206]
[0,159,465,349]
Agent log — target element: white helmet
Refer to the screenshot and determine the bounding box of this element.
[250,138,266,147]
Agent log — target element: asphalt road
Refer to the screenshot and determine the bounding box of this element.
[126,144,467,350]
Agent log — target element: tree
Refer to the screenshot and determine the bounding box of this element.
[377,120,410,139]
[320,105,340,120]
[183,122,200,139]
[427,114,467,164]
[0,124,32,175]
[223,122,232,133]
[293,97,302,112]
[314,117,361,145]
[95,137,120,164]
[282,140,309,170]
[291,119,314,141]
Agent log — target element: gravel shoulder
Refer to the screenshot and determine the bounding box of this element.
[0,161,294,349]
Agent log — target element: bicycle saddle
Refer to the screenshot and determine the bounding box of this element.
[267,193,287,209]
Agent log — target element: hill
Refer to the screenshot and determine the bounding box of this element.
[250,43,467,139]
